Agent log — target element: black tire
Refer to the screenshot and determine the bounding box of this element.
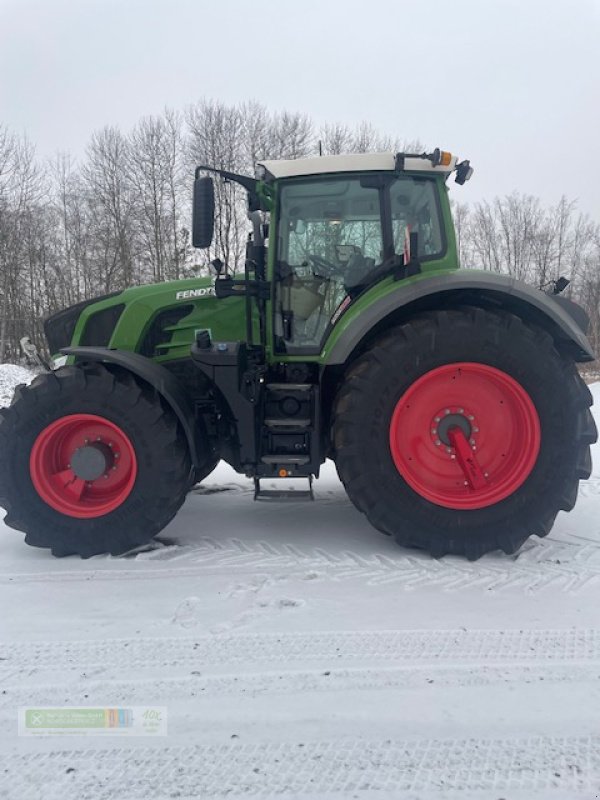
[0,364,192,557]
[333,307,597,560]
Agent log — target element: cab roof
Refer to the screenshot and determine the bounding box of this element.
[257,150,463,181]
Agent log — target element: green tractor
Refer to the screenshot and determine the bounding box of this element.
[0,150,596,559]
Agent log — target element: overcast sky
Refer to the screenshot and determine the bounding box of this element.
[1,0,599,218]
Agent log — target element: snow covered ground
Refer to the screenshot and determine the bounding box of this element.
[0,364,36,407]
[1,366,599,799]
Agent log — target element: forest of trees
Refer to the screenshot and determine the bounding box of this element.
[1,99,599,362]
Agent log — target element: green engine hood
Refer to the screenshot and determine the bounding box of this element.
[55,276,248,363]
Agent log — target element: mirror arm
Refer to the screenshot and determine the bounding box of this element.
[194,165,258,194]
[195,165,264,212]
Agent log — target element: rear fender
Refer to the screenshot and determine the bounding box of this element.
[325,272,595,365]
[61,347,205,468]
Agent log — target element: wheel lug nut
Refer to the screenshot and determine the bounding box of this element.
[473,427,479,433]
[431,428,437,434]
[470,439,476,445]
[468,415,474,421]
[446,447,452,453]
[434,416,441,423]
[445,409,450,415]
[450,454,456,460]
[458,407,464,413]
[435,439,441,446]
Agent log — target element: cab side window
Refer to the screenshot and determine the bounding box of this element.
[390,177,443,259]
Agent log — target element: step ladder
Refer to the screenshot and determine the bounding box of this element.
[258,382,317,479]
[253,475,315,501]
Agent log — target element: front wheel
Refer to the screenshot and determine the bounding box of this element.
[0,364,192,557]
[333,307,597,560]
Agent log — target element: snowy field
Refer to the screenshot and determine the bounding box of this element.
[0,364,36,408]
[1,367,600,800]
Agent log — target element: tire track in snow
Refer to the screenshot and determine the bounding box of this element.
[3,662,600,711]
[3,534,600,594]
[1,628,599,672]
[1,735,598,799]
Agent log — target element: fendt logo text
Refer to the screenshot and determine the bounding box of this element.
[175,287,215,300]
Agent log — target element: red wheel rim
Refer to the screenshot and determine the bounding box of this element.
[30,414,137,518]
[389,363,541,510]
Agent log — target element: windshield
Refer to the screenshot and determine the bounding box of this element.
[275,174,444,353]
[286,178,384,273]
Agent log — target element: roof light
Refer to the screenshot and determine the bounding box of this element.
[455,160,474,185]
[430,148,453,168]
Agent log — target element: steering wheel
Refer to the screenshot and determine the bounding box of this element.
[307,254,343,278]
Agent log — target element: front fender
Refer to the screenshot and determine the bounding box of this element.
[61,347,204,467]
[324,271,595,365]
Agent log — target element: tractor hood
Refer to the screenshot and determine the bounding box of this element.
[46,276,247,363]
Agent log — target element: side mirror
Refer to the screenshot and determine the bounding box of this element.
[553,276,570,295]
[209,258,224,276]
[192,176,215,248]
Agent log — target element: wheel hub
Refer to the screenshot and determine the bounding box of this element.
[431,408,475,447]
[70,442,114,481]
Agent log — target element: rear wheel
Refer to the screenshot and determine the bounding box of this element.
[333,307,597,560]
[0,364,191,557]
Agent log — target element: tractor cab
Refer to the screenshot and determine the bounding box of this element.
[273,165,445,353]
[192,149,472,359]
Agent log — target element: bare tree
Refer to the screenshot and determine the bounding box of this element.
[318,122,354,155]
[240,101,275,168]
[451,200,471,267]
[82,126,136,292]
[0,131,46,361]
[186,99,248,269]
[268,111,313,160]
[127,110,186,282]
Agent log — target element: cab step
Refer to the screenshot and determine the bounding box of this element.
[264,418,311,428]
[265,383,312,391]
[254,476,314,501]
[260,455,310,465]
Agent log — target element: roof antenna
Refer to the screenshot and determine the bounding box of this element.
[318,139,322,157]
